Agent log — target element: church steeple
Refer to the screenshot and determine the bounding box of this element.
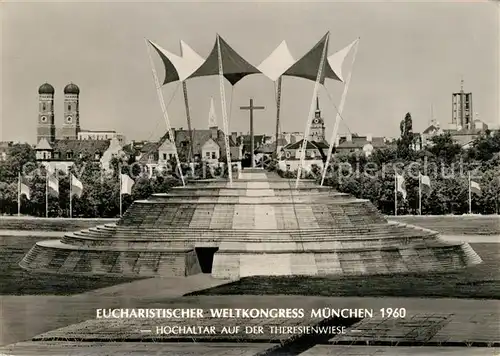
[310,97,325,142]
[315,96,320,118]
[61,82,80,139]
[37,83,56,143]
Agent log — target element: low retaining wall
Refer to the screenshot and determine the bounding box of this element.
[0,217,118,232]
[388,215,500,235]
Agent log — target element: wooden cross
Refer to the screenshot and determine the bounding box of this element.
[240,98,265,168]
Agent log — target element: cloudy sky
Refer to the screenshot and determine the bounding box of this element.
[1,0,498,144]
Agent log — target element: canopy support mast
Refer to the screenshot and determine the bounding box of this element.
[274,76,283,158]
[182,81,195,162]
[145,39,185,186]
[216,35,233,184]
[296,33,330,188]
[320,38,359,186]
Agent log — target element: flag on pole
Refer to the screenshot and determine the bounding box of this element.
[71,174,83,198]
[208,97,217,127]
[396,173,407,200]
[418,173,431,215]
[120,174,134,195]
[420,173,431,190]
[470,180,481,196]
[20,178,30,200]
[47,173,59,196]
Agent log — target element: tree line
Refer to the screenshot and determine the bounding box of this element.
[277,114,500,215]
[1,113,499,217]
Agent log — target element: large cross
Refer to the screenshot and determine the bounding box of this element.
[240,98,265,168]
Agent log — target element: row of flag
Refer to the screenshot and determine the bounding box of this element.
[395,172,482,215]
[17,171,136,217]
[394,173,482,199]
[18,173,84,201]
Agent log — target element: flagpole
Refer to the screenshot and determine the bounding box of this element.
[394,174,398,216]
[17,171,21,217]
[69,174,72,219]
[321,38,360,186]
[418,173,422,215]
[274,76,283,158]
[45,168,49,218]
[297,32,330,188]
[145,39,185,187]
[182,81,195,163]
[119,173,123,218]
[216,34,233,185]
[468,171,472,215]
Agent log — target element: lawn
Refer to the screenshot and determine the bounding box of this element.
[188,243,500,299]
[0,236,140,295]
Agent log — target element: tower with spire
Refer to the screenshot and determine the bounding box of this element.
[60,82,81,139]
[309,96,326,142]
[452,78,473,131]
[37,83,56,143]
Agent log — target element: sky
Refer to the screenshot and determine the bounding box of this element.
[1,0,499,144]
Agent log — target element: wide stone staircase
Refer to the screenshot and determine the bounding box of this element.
[19,173,482,279]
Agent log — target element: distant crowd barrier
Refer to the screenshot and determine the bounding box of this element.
[388,215,500,236]
[0,215,498,235]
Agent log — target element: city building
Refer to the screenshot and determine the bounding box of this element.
[78,130,126,144]
[452,80,473,131]
[420,81,493,148]
[420,119,443,147]
[59,83,81,140]
[36,82,126,143]
[37,83,56,143]
[35,137,123,172]
[35,83,125,171]
[238,134,272,156]
[280,132,304,145]
[127,125,243,176]
[278,97,329,171]
[334,134,387,156]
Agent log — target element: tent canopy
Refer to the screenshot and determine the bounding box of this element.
[187,34,261,85]
[149,33,359,87]
[327,38,359,83]
[257,41,295,82]
[148,39,204,85]
[258,32,358,84]
[283,32,340,84]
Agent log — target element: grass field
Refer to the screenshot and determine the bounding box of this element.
[188,243,500,300]
[2,234,499,299]
[0,236,140,295]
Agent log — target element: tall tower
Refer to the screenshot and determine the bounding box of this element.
[309,96,325,142]
[60,83,80,139]
[37,83,56,143]
[452,79,473,130]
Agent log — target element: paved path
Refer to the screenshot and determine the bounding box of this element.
[0,275,231,346]
[0,230,64,238]
[2,296,499,355]
[441,234,499,243]
[9,295,500,343]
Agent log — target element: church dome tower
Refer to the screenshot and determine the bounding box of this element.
[64,83,80,95]
[38,83,55,95]
[309,96,325,142]
[37,83,56,143]
[61,83,80,140]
